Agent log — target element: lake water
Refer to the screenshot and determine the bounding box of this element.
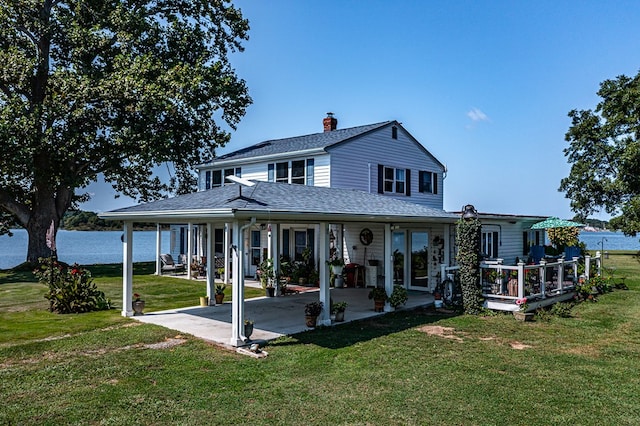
[579,231,640,251]
[1,229,638,270]
[0,229,170,270]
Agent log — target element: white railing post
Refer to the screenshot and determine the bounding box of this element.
[539,259,546,298]
[585,254,591,278]
[572,257,579,285]
[517,261,525,299]
[558,258,564,293]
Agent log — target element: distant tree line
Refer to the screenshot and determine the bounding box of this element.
[60,211,156,231]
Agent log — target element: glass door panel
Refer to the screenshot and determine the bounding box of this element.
[392,231,405,285]
[410,231,429,289]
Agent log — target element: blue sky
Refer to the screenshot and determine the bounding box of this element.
[83,0,640,220]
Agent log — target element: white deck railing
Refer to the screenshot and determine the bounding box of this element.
[440,252,602,303]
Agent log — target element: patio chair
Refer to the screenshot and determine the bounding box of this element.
[160,254,185,274]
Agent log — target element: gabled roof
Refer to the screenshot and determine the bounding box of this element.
[100,181,459,223]
[201,121,394,166]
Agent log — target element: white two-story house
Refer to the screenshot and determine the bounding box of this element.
[167,114,543,288]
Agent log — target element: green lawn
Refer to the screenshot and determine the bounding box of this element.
[1,255,639,425]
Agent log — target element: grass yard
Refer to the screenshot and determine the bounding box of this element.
[1,254,639,425]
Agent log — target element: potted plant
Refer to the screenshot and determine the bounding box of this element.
[244,319,254,339]
[214,283,226,304]
[331,301,348,322]
[389,285,408,309]
[259,258,276,296]
[132,293,145,315]
[513,297,534,321]
[304,301,323,327]
[368,287,388,312]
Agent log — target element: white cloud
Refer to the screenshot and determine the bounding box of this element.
[467,107,489,122]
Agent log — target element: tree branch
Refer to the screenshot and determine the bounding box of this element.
[0,188,30,227]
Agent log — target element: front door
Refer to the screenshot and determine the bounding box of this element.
[409,231,429,290]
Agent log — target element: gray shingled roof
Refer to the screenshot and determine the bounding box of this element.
[208,121,393,163]
[101,181,459,223]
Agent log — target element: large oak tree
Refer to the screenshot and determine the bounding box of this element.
[560,71,640,236]
[0,0,251,263]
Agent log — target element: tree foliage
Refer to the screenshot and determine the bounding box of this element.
[546,227,580,249]
[0,0,251,262]
[455,213,483,315]
[560,71,640,236]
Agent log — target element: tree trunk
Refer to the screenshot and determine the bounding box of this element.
[25,212,59,265]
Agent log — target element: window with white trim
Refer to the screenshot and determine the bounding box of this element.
[384,166,406,194]
[482,231,499,258]
[267,159,314,185]
[205,167,241,189]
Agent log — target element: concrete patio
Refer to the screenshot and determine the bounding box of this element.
[133,287,435,347]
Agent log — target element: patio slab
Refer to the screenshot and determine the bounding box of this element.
[132,288,434,347]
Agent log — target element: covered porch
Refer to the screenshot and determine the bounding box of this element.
[132,288,435,346]
[100,180,457,347]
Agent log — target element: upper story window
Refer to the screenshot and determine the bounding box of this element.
[205,167,241,189]
[419,171,438,194]
[378,164,410,195]
[392,126,398,139]
[268,159,314,185]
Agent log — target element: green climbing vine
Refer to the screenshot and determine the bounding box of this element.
[456,209,483,314]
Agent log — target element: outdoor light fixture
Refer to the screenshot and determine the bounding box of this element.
[462,204,478,220]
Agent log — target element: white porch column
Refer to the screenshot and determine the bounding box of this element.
[384,223,393,312]
[230,220,250,347]
[187,223,193,279]
[318,222,331,326]
[122,221,134,317]
[517,261,525,299]
[155,223,162,275]
[443,224,451,269]
[206,223,214,303]
[224,223,231,284]
[270,223,280,293]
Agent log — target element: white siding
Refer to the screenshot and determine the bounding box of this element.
[327,126,445,209]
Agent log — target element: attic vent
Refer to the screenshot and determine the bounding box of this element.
[392,126,398,139]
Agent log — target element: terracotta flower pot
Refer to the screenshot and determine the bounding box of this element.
[305,315,318,327]
[373,299,385,312]
[214,293,224,304]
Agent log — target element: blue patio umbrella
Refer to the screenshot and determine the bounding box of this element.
[530,217,585,229]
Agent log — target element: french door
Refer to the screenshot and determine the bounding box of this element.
[393,230,430,291]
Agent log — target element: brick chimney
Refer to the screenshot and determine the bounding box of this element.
[323,112,337,132]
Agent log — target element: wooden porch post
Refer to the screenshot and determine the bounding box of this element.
[224,223,231,284]
[206,223,214,303]
[122,221,134,317]
[318,222,331,326]
[230,220,245,346]
[384,223,393,312]
[155,223,162,275]
[187,223,193,280]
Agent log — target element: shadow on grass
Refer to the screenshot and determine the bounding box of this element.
[275,307,460,350]
[79,262,155,278]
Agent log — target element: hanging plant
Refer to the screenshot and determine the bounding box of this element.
[456,205,483,314]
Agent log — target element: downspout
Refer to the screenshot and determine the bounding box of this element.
[368,163,371,193]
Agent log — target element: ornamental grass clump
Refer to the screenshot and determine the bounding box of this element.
[34,258,111,314]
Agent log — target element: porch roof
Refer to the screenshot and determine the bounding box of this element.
[100,181,459,224]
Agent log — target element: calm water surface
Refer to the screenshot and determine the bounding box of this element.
[1,229,637,270]
[0,229,170,269]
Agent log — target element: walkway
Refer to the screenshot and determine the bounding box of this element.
[133,287,434,347]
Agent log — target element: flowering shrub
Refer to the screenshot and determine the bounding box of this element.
[34,258,111,314]
[516,297,529,312]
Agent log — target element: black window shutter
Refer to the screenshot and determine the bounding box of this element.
[433,173,438,195]
[418,171,424,193]
[492,232,499,258]
[405,169,411,196]
[377,164,384,194]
